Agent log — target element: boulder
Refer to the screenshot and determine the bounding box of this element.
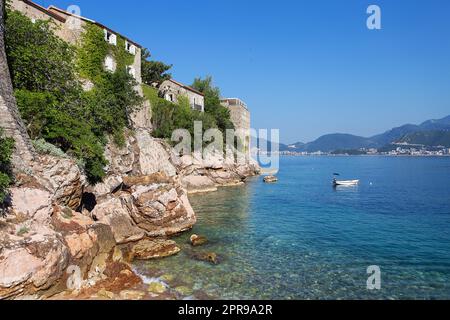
[104,134,136,175]
[190,251,220,265]
[263,175,278,183]
[129,184,196,237]
[9,187,52,224]
[91,197,145,245]
[89,175,123,199]
[32,155,84,209]
[129,238,180,260]
[182,175,217,194]
[0,232,69,299]
[135,129,177,177]
[190,234,208,247]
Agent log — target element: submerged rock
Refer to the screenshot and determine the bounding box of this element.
[190,251,220,265]
[190,234,208,247]
[148,282,167,294]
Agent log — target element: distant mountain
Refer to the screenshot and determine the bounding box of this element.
[283,115,450,153]
[396,130,450,147]
[298,134,377,153]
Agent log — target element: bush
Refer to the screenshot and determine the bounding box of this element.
[0,129,14,204]
[6,10,142,183]
[32,138,67,158]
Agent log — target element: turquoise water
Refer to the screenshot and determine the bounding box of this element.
[135,156,450,300]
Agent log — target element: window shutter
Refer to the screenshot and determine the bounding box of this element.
[110,34,117,45]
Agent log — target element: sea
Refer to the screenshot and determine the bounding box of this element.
[134,156,450,300]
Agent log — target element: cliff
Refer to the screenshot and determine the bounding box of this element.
[0,0,259,299]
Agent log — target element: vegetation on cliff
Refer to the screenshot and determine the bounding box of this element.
[0,129,14,204]
[143,84,216,142]
[5,10,141,182]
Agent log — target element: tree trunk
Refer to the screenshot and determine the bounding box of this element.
[0,0,35,173]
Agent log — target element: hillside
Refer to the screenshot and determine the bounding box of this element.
[396,130,450,147]
[284,115,450,152]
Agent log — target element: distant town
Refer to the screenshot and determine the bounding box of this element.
[258,143,450,157]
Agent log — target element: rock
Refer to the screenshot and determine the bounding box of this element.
[104,134,136,175]
[190,252,220,265]
[130,238,180,260]
[97,289,115,300]
[0,232,69,299]
[91,197,145,245]
[119,290,145,300]
[263,175,278,183]
[135,129,177,177]
[175,286,193,296]
[129,184,196,237]
[89,175,123,199]
[190,234,208,247]
[182,175,217,194]
[122,173,172,188]
[31,155,84,209]
[160,274,175,282]
[64,232,95,260]
[9,187,52,223]
[148,282,167,294]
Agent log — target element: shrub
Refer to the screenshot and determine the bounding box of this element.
[0,129,14,204]
[32,138,67,158]
[6,10,142,183]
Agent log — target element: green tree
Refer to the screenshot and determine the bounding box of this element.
[5,10,142,183]
[141,48,172,85]
[191,76,235,132]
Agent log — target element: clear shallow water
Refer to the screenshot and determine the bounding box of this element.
[135,156,450,300]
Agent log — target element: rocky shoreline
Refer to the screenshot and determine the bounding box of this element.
[0,128,259,300]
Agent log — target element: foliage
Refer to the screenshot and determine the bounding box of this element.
[6,10,142,183]
[191,76,235,132]
[76,23,109,81]
[141,48,172,85]
[32,138,67,158]
[0,129,14,204]
[143,85,217,143]
[77,24,135,83]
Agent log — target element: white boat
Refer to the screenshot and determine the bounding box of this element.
[333,179,359,186]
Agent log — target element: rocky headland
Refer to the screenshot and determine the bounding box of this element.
[0,128,259,300]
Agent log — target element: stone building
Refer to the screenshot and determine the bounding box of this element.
[159,79,205,112]
[10,0,142,84]
[220,98,251,157]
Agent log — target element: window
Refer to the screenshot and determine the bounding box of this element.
[104,55,115,72]
[165,94,174,102]
[127,66,136,79]
[104,29,117,45]
[125,41,136,55]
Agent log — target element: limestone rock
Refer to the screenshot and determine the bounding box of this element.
[182,175,217,194]
[9,187,52,224]
[190,234,208,247]
[31,155,84,209]
[263,175,278,183]
[135,129,177,177]
[0,232,69,299]
[119,290,145,300]
[91,197,145,245]
[130,238,180,260]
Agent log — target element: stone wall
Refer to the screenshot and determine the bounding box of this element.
[159,79,205,112]
[220,98,251,157]
[0,0,35,171]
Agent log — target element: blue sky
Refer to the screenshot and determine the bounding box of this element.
[35,0,450,143]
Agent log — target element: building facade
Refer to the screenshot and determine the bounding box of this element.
[220,98,251,157]
[159,79,205,112]
[10,0,142,84]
